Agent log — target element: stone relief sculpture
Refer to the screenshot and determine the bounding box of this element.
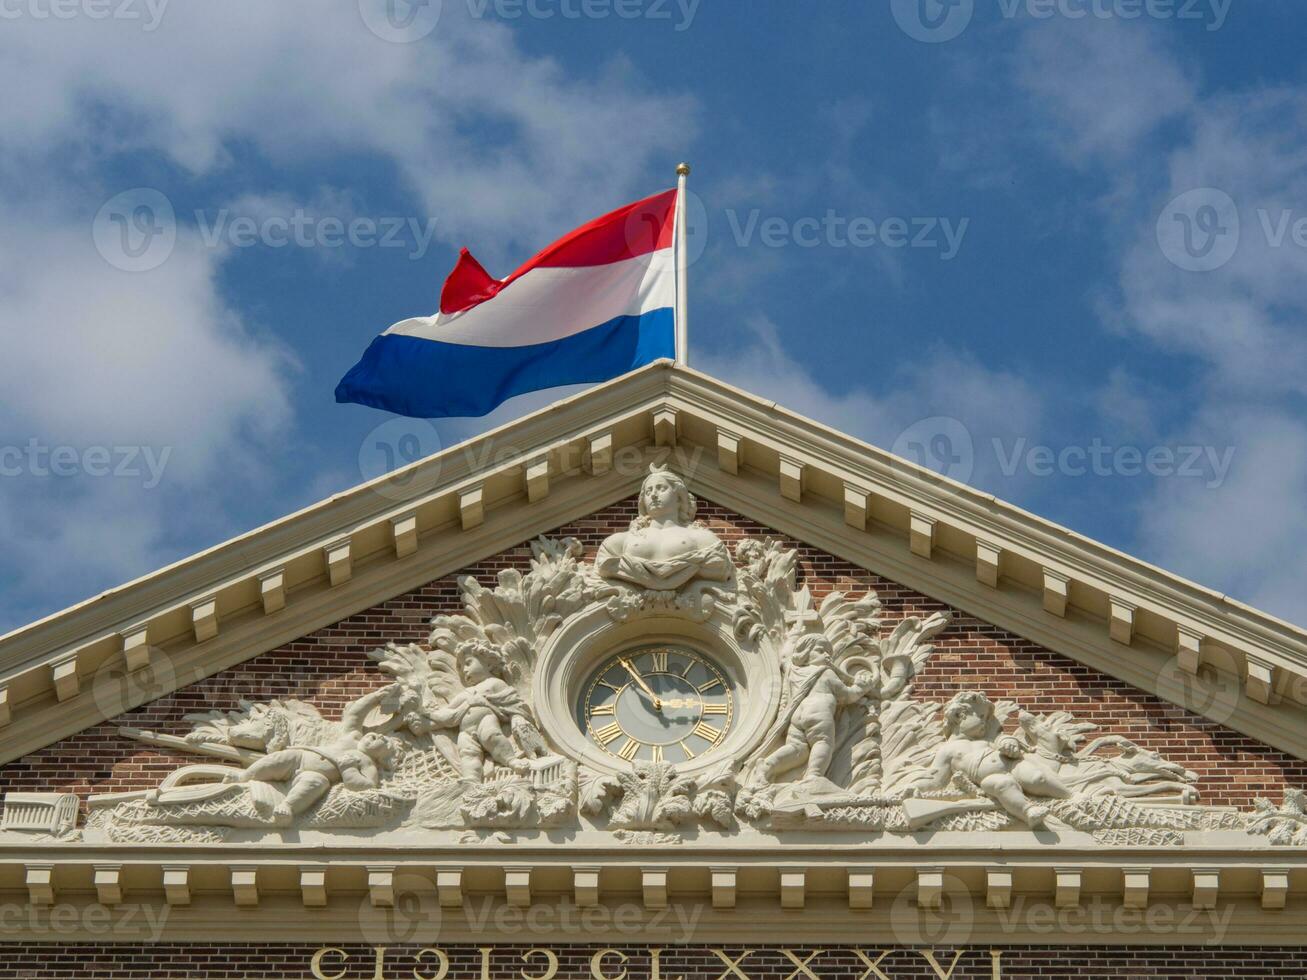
[593,463,732,620]
[218,687,404,824]
[61,464,1297,849]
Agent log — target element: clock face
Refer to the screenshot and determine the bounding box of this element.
[580,643,734,764]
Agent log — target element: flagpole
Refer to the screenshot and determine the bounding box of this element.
[674,162,690,366]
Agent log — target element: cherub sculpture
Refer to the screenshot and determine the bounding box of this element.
[220,687,404,824]
[424,640,548,782]
[595,463,731,594]
[911,691,1072,827]
[758,633,876,789]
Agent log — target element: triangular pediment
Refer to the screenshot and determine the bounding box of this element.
[7,361,1307,943]
[3,361,1304,764]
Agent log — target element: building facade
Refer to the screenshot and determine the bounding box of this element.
[1,364,1305,977]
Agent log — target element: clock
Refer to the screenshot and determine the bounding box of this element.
[580,643,735,764]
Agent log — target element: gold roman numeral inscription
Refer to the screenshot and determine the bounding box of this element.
[679,740,697,760]
[702,701,728,715]
[589,703,615,716]
[693,721,722,743]
[698,679,724,694]
[650,650,668,672]
[593,722,623,745]
[650,744,664,763]
[618,738,641,761]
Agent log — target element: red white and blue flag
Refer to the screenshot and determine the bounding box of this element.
[335,188,679,418]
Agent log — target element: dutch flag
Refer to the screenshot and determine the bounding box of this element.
[335,187,681,419]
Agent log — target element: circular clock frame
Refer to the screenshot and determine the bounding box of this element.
[531,602,781,778]
[579,642,736,766]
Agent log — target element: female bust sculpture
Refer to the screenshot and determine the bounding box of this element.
[595,464,731,593]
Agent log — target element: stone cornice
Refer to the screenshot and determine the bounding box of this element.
[1,361,1306,768]
[2,842,1305,944]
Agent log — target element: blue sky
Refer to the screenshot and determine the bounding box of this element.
[2,0,1306,633]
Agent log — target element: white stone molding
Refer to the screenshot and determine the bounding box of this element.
[717,430,741,475]
[642,868,668,909]
[1054,867,1082,909]
[986,870,1012,910]
[390,514,418,559]
[259,569,287,614]
[843,483,869,530]
[191,596,219,642]
[231,866,258,907]
[1263,869,1289,910]
[25,864,53,907]
[0,686,9,727]
[505,867,531,907]
[324,541,352,588]
[1177,626,1203,675]
[526,457,550,503]
[1122,868,1150,909]
[847,868,875,910]
[1042,569,1069,617]
[1247,656,1276,704]
[163,865,190,906]
[916,868,944,909]
[51,654,79,702]
[367,866,394,907]
[909,512,937,559]
[121,623,152,672]
[711,867,737,909]
[300,869,327,907]
[976,541,1003,588]
[778,457,804,503]
[94,864,122,905]
[573,866,601,907]
[436,869,463,908]
[1192,868,1220,910]
[1109,597,1136,646]
[459,486,484,531]
[586,432,613,475]
[653,407,678,447]
[780,871,806,910]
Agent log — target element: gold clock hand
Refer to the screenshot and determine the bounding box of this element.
[619,657,661,710]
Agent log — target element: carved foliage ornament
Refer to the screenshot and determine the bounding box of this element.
[44,465,1293,847]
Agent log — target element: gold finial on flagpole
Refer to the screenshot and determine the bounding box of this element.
[674,162,690,366]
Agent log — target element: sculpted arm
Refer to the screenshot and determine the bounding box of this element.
[339,687,391,734]
[831,670,875,706]
[425,694,467,730]
[913,744,957,792]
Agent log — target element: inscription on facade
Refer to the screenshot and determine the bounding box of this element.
[309,946,1006,980]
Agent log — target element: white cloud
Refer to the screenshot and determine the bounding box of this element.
[1012,18,1195,165]
[0,0,694,631]
[697,315,1046,495]
[999,15,1307,624]
[1138,409,1307,625]
[0,2,693,258]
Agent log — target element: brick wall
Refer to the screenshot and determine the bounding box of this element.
[0,943,1302,979]
[2,496,1303,808]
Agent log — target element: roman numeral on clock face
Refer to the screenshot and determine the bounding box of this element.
[593,722,623,745]
[649,650,668,672]
[692,721,722,743]
[589,702,615,716]
[617,738,641,761]
[702,701,728,715]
